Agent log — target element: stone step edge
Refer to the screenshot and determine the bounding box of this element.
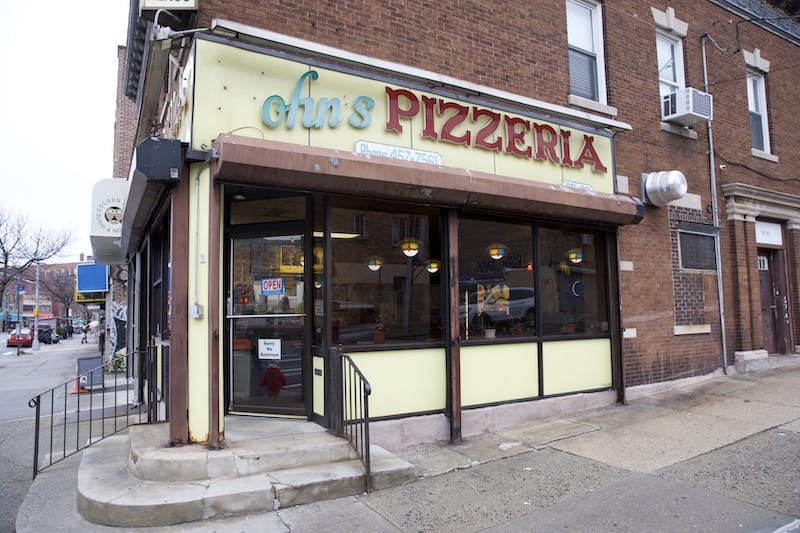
[130,428,360,482]
[77,436,418,527]
[271,445,418,508]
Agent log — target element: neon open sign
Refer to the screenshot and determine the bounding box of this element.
[261,278,285,296]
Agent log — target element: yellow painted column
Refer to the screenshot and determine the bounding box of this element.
[187,164,211,443]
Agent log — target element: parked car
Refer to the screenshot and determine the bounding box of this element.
[462,287,536,328]
[7,328,33,348]
[37,325,54,344]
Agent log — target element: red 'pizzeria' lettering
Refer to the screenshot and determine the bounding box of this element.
[385,86,608,173]
[473,108,502,151]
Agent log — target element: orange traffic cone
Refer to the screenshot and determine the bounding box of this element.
[70,373,89,395]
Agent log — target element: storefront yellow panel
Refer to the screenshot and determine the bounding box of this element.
[187,165,211,443]
[191,39,615,192]
[559,133,614,194]
[348,349,446,417]
[193,39,309,149]
[313,356,325,416]
[461,343,538,406]
[542,338,612,395]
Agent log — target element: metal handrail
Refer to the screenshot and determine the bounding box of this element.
[28,346,168,480]
[332,346,373,493]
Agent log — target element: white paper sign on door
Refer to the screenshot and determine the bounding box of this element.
[258,338,281,360]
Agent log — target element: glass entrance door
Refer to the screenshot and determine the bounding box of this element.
[228,230,307,415]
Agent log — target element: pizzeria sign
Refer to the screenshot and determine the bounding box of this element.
[260,70,608,174]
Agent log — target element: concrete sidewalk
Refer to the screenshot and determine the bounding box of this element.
[15,356,800,532]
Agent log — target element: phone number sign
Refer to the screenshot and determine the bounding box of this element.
[261,278,285,296]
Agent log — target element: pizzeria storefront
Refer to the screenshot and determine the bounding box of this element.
[128,23,643,446]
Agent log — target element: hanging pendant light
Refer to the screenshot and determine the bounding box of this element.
[400,237,420,258]
[232,187,246,201]
[425,259,441,274]
[366,256,383,271]
[487,243,507,260]
[567,248,583,264]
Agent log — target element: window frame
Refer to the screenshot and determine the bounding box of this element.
[457,216,537,340]
[457,215,612,341]
[678,231,717,271]
[328,199,445,348]
[746,69,771,154]
[656,31,685,99]
[566,0,608,105]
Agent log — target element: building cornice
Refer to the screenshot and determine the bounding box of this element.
[722,182,800,223]
[707,0,800,47]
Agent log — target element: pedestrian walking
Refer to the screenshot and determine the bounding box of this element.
[81,325,88,344]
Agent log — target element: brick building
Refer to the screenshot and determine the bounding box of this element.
[101,0,799,453]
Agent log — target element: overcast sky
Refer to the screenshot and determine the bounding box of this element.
[0,0,131,263]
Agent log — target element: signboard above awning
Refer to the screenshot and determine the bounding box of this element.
[90,179,128,265]
[193,36,624,196]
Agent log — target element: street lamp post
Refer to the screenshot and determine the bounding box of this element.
[15,280,22,357]
[32,263,40,351]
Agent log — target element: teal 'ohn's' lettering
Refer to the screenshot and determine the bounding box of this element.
[261,70,373,130]
[261,95,287,127]
[349,96,374,128]
[286,71,319,128]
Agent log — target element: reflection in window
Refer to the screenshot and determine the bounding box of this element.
[330,200,442,345]
[150,218,171,339]
[538,226,607,335]
[230,236,305,316]
[458,218,535,339]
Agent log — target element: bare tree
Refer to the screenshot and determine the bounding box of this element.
[39,267,77,321]
[0,208,72,316]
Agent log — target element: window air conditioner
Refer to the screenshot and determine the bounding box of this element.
[661,87,713,126]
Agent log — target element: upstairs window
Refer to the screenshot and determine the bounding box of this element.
[652,7,689,123]
[743,49,773,158]
[567,0,607,104]
[746,69,770,153]
[656,33,685,100]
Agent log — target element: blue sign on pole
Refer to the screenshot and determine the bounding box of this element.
[76,264,109,292]
[15,284,25,292]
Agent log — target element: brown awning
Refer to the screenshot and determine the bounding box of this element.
[212,134,644,226]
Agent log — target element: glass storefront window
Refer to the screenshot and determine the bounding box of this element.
[329,199,443,346]
[538,226,608,335]
[458,218,535,339]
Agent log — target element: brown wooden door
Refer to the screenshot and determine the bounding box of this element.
[758,252,777,354]
[758,249,792,354]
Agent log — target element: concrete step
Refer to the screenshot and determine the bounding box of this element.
[271,445,418,508]
[129,423,358,482]
[77,433,417,527]
[228,430,360,477]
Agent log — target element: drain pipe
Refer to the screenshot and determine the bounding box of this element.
[701,33,729,374]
